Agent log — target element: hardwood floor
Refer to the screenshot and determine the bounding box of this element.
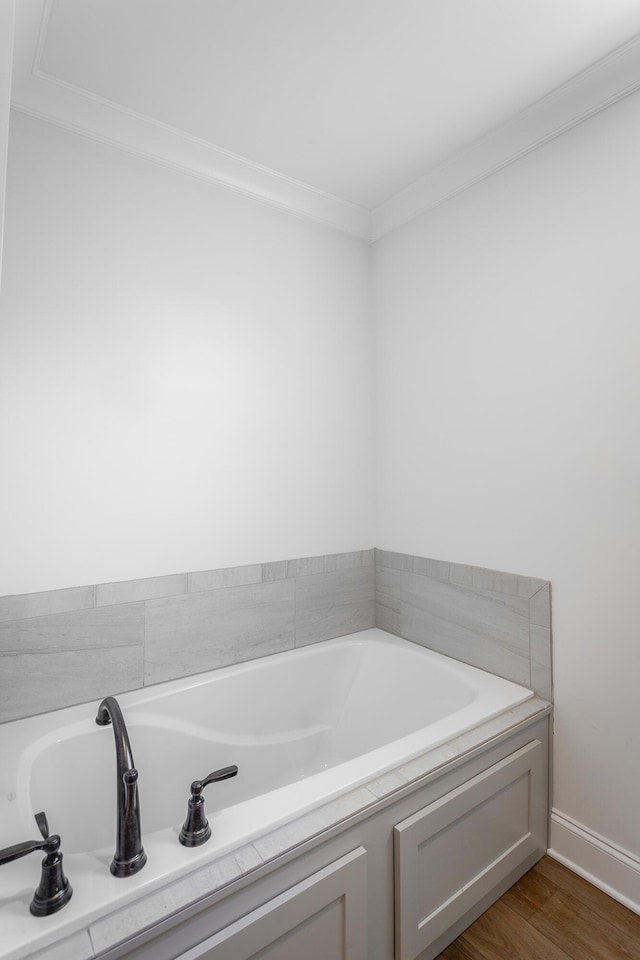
[437,856,640,960]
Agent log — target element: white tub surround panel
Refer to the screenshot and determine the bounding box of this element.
[375,550,551,699]
[0,551,375,723]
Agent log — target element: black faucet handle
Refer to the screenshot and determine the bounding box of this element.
[35,810,50,840]
[0,812,59,865]
[0,838,46,866]
[180,765,239,847]
[191,765,239,796]
[0,813,72,916]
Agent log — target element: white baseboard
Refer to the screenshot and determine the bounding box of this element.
[549,809,640,915]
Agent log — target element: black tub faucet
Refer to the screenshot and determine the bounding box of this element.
[96,696,147,878]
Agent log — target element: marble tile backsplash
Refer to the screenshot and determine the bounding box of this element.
[375,549,552,700]
[0,551,375,722]
[0,547,552,724]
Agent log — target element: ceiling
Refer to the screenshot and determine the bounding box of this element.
[10,0,640,236]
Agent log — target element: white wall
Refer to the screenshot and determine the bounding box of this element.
[0,0,14,287]
[0,113,374,595]
[374,90,640,900]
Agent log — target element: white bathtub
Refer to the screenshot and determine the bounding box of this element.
[0,628,534,959]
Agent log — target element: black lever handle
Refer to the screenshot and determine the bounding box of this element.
[0,812,72,916]
[0,838,49,866]
[191,765,239,797]
[35,810,50,840]
[0,808,59,866]
[179,765,239,847]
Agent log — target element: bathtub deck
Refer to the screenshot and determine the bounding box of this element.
[2,691,551,960]
[35,697,551,960]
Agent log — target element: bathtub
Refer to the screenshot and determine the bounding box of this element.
[0,628,535,960]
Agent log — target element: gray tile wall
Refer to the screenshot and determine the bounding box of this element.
[0,551,375,723]
[375,549,552,700]
[0,547,551,724]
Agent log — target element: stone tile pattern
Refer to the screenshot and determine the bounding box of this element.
[0,551,375,723]
[0,547,551,724]
[375,549,552,700]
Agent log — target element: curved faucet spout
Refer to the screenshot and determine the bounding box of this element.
[96,696,147,878]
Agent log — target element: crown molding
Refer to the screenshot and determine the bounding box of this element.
[10,0,373,241]
[9,1,640,244]
[10,94,374,240]
[372,32,640,240]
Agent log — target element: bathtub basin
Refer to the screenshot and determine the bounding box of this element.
[0,628,534,959]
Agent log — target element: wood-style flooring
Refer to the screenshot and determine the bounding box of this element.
[437,855,640,960]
